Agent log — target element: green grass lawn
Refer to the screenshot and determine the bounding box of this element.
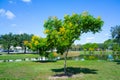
[0,60,120,80]
[0,54,39,60]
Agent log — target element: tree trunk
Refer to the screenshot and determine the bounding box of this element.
[24,46,26,53]
[7,47,10,54]
[64,48,69,74]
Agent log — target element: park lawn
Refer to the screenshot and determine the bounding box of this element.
[0,54,39,60]
[0,60,120,80]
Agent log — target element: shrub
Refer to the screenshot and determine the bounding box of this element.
[48,52,58,60]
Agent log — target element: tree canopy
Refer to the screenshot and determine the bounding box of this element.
[26,35,48,56]
[44,12,104,74]
[44,12,103,54]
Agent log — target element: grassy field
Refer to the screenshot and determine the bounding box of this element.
[0,54,39,60]
[0,60,120,80]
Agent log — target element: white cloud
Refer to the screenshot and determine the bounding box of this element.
[22,0,31,3]
[86,37,95,43]
[0,9,16,19]
[5,10,16,19]
[9,0,16,4]
[9,0,13,4]
[0,9,6,16]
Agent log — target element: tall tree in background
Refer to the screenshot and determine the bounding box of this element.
[104,39,113,50]
[82,43,98,54]
[111,25,120,45]
[0,33,33,54]
[0,33,14,54]
[44,12,104,74]
[18,33,33,53]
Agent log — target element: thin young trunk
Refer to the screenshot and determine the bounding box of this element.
[64,48,69,74]
[24,46,26,53]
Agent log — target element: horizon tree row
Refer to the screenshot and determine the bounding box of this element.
[0,33,33,54]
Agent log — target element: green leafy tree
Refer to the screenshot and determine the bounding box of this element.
[82,43,91,50]
[111,25,120,54]
[38,37,48,56]
[28,35,41,54]
[18,33,33,53]
[97,43,104,49]
[44,12,104,74]
[82,43,98,54]
[111,25,120,45]
[89,43,98,54]
[44,16,62,52]
[104,39,113,50]
[27,35,47,56]
[0,33,14,54]
[112,43,118,53]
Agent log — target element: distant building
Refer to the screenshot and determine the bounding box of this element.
[14,46,23,52]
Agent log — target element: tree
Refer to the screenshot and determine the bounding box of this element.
[112,43,119,54]
[111,25,120,45]
[82,43,98,54]
[0,33,33,53]
[26,35,47,56]
[0,33,14,54]
[82,43,91,50]
[44,12,104,74]
[28,35,40,53]
[104,39,113,50]
[18,33,33,53]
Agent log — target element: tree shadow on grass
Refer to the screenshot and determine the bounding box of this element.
[51,67,97,77]
[114,60,120,65]
[33,60,57,63]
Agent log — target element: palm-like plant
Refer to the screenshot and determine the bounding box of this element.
[111,25,120,45]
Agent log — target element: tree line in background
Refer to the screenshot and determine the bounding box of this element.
[70,25,120,55]
[1,25,120,55]
[0,33,33,54]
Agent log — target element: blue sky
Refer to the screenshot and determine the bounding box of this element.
[0,0,120,44]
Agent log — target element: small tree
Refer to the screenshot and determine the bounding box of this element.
[82,43,98,54]
[26,35,48,56]
[44,12,104,74]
